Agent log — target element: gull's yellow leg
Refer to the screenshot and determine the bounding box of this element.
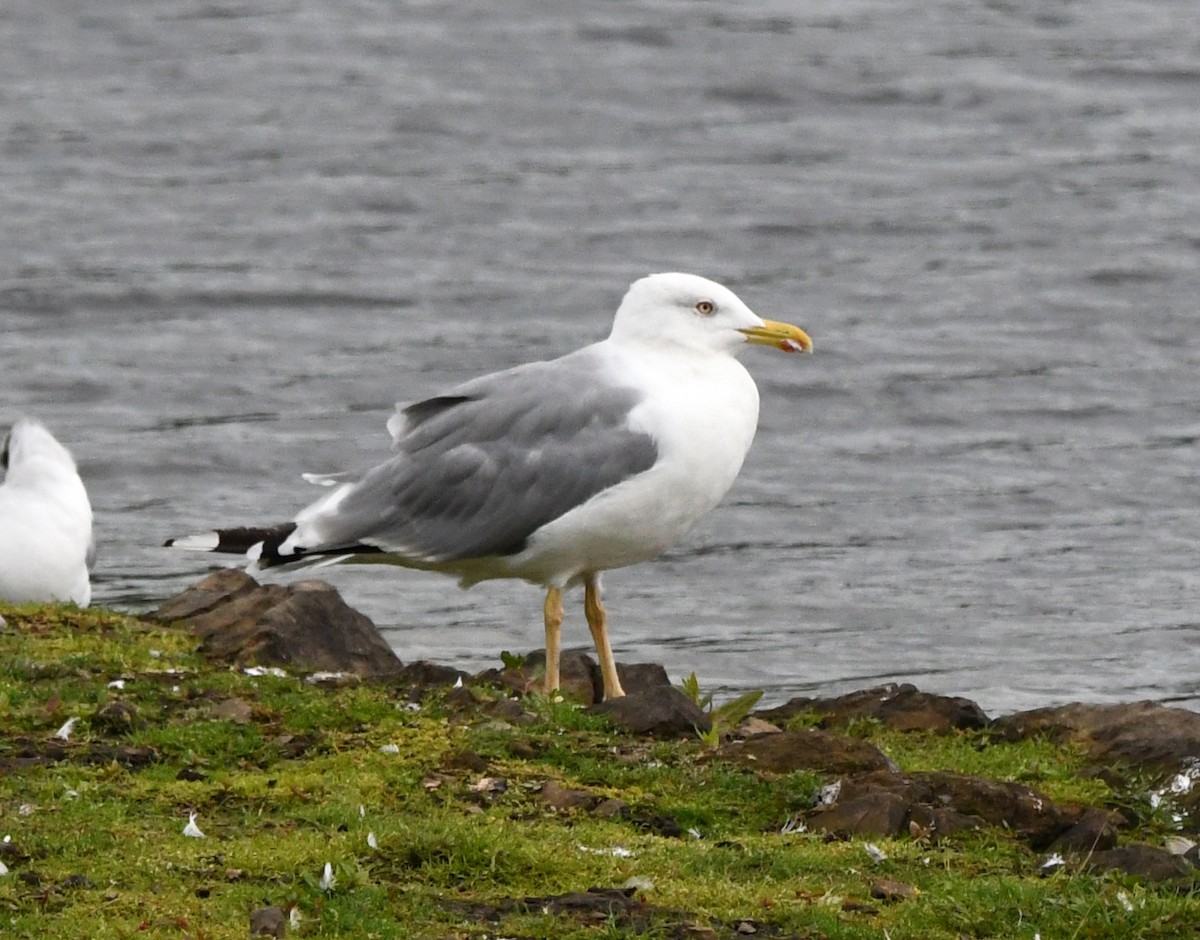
[543,586,564,695]
[584,573,625,700]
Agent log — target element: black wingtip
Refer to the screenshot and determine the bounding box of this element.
[165,524,296,556]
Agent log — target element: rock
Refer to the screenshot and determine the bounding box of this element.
[732,717,782,739]
[93,700,139,733]
[2,741,159,772]
[474,649,592,701]
[248,904,287,937]
[440,886,651,925]
[542,887,641,918]
[593,798,630,819]
[810,791,911,837]
[443,684,481,714]
[517,649,600,703]
[442,749,489,773]
[910,771,1081,848]
[994,701,1200,773]
[1048,807,1123,854]
[756,683,990,733]
[804,770,1083,847]
[209,698,254,724]
[712,729,895,776]
[155,568,262,622]
[0,839,29,865]
[396,661,472,691]
[155,570,403,679]
[615,662,672,695]
[482,651,671,704]
[1079,844,1196,882]
[906,803,985,839]
[539,779,602,812]
[628,809,684,838]
[590,686,712,736]
[482,697,536,724]
[870,878,919,902]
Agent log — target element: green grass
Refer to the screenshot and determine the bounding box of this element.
[1,602,1197,939]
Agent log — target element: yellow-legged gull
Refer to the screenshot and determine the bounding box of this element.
[167,272,812,699]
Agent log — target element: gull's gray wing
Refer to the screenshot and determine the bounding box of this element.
[296,348,658,562]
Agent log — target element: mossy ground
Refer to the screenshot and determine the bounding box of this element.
[1,604,1196,939]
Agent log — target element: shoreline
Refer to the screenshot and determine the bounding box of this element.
[2,598,1198,938]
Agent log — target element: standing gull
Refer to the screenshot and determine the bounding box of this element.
[0,418,95,607]
[167,273,811,699]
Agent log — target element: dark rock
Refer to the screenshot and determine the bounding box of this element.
[466,776,508,804]
[628,809,684,838]
[3,740,160,772]
[1048,807,1123,854]
[615,662,672,695]
[514,648,600,703]
[443,684,481,713]
[482,697,536,724]
[590,686,712,736]
[870,878,919,901]
[994,701,1200,773]
[248,904,287,937]
[821,770,1084,849]
[440,885,656,926]
[906,803,985,839]
[271,733,319,760]
[539,779,602,812]
[155,570,403,679]
[478,652,672,704]
[396,660,471,691]
[593,797,630,819]
[0,839,29,865]
[756,683,990,733]
[471,649,588,700]
[155,567,262,622]
[1080,844,1196,882]
[911,771,1081,848]
[810,791,911,837]
[93,699,139,733]
[210,698,254,724]
[442,749,489,773]
[712,728,895,776]
[732,717,782,739]
[542,887,640,918]
[304,672,360,689]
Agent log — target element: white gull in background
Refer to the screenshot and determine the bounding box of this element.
[0,418,94,607]
[167,273,812,699]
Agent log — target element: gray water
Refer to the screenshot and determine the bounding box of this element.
[4,1,1198,716]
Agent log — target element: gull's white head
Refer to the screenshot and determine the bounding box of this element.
[609,272,812,356]
[3,418,80,481]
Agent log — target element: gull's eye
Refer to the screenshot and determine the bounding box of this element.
[694,299,716,316]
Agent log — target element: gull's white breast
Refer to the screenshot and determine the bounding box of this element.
[511,340,761,588]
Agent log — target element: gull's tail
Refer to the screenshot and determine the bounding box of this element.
[165,522,383,570]
[165,523,299,569]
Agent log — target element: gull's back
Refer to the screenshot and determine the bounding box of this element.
[0,419,94,606]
